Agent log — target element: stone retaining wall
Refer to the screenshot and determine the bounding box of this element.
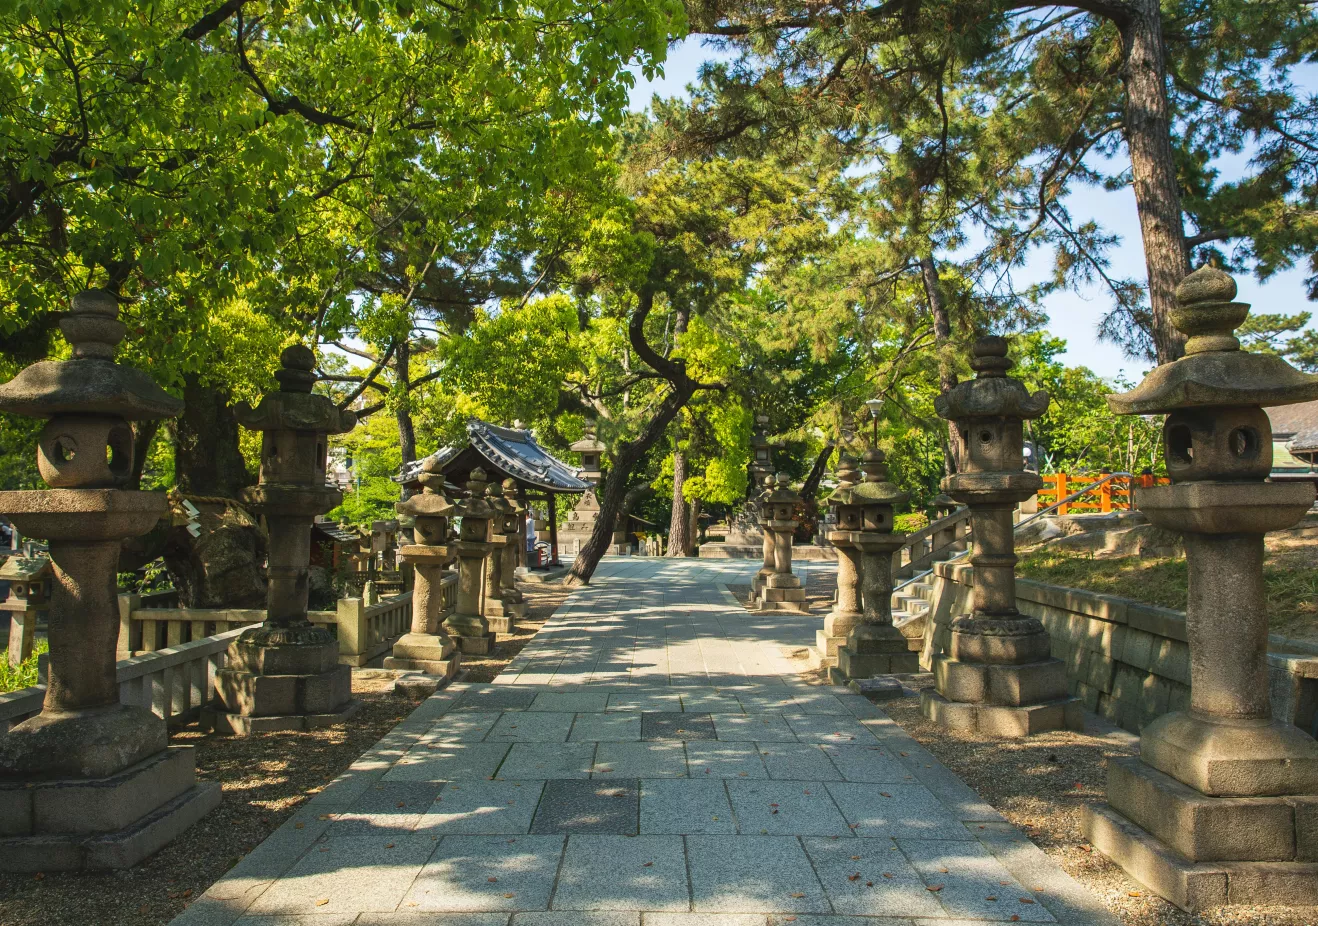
[921,561,1318,735]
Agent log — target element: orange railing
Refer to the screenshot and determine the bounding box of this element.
[1035,472,1168,515]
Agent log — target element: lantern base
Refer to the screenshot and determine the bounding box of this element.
[0,703,166,780]
[210,635,356,735]
[1082,802,1318,913]
[1139,711,1318,797]
[202,698,362,735]
[756,585,807,613]
[383,632,461,679]
[0,746,219,871]
[920,689,1083,738]
[835,634,920,680]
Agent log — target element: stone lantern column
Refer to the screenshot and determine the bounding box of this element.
[920,336,1081,737]
[813,454,863,669]
[384,457,460,679]
[1082,267,1318,910]
[482,481,515,633]
[758,473,807,613]
[499,478,527,617]
[444,469,498,654]
[835,449,918,682]
[0,290,219,870]
[208,345,358,734]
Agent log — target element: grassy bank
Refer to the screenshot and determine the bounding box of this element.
[1017,547,1318,641]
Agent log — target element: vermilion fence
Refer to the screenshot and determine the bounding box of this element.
[1034,473,1169,514]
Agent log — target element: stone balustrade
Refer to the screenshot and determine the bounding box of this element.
[116,582,453,667]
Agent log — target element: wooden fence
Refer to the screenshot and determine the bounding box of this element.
[1034,473,1169,515]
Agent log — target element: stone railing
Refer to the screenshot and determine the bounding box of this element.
[116,582,442,668]
[0,627,245,733]
[892,506,972,580]
[921,560,1318,736]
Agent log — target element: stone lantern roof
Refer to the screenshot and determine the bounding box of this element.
[569,424,607,454]
[849,449,909,507]
[1109,267,1318,415]
[762,472,800,506]
[0,290,182,421]
[934,336,1049,423]
[235,345,357,435]
[397,457,454,520]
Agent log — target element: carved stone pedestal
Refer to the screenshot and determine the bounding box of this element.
[383,549,459,678]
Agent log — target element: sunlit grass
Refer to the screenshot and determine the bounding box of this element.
[0,637,48,693]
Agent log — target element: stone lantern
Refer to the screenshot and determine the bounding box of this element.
[835,449,918,682]
[749,414,774,490]
[498,478,528,618]
[209,345,358,734]
[444,469,498,654]
[384,457,460,679]
[1,553,51,668]
[813,454,863,669]
[570,424,606,486]
[1082,267,1318,910]
[920,336,1081,736]
[0,290,218,870]
[756,473,807,613]
[750,474,777,603]
[481,480,517,633]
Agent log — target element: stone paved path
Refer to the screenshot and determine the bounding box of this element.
[175,558,1118,926]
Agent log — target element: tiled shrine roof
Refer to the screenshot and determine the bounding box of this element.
[397,419,590,493]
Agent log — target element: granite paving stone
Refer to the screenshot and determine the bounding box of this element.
[639,778,736,834]
[896,839,1057,922]
[642,711,716,740]
[757,744,843,782]
[710,713,797,742]
[725,779,854,836]
[385,743,511,782]
[820,744,911,783]
[325,781,443,834]
[530,692,611,712]
[415,780,545,835]
[607,691,684,713]
[570,712,643,742]
[639,916,766,926]
[498,743,596,780]
[453,687,539,712]
[530,779,639,835]
[552,835,689,911]
[247,833,438,915]
[594,742,689,778]
[514,914,640,926]
[686,835,831,913]
[826,783,971,841]
[488,712,576,742]
[403,834,566,911]
[421,712,504,743]
[801,836,945,918]
[679,691,745,713]
[685,742,769,780]
[784,714,880,745]
[356,916,509,926]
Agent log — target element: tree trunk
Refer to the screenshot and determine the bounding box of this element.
[665,306,692,558]
[394,336,418,542]
[165,376,266,608]
[666,446,691,557]
[566,381,697,585]
[1118,0,1190,363]
[921,253,962,475]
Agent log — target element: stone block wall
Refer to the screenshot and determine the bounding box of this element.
[921,561,1318,735]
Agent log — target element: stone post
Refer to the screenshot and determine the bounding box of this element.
[499,478,527,617]
[0,290,219,871]
[208,346,359,735]
[481,481,515,633]
[750,474,776,604]
[920,336,1082,737]
[835,449,918,682]
[813,454,863,669]
[384,457,460,678]
[444,469,497,654]
[758,473,806,613]
[1081,267,1318,911]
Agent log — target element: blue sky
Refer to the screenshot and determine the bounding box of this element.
[627,37,1316,382]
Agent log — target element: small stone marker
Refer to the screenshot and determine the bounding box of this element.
[849,676,905,700]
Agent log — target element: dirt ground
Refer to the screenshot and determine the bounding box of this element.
[0,580,573,926]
